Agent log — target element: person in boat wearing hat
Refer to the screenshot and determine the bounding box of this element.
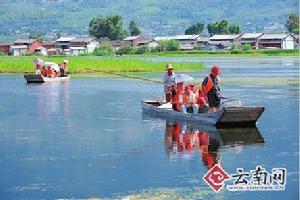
[162,64,176,103]
[201,66,222,113]
[59,60,69,77]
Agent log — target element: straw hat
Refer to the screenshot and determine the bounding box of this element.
[166,64,174,70]
[63,60,69,64]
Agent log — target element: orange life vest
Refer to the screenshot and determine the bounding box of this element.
[202,74,214,95]
[182,94,189,104]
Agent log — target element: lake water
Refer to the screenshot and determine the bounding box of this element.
[0,57,299,199]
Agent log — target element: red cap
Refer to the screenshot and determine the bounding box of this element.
[211,66,221,75]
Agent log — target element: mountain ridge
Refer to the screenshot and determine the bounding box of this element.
[0,0,298,37]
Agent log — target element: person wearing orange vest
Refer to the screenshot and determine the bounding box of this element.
[171,81,184,111]
[201,66,222,113]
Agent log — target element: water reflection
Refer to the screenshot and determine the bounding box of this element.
[164,121,264,170]
[36,81,70,119]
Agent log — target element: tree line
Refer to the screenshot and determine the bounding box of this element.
[88,14,299,41]
[185,20,241,36]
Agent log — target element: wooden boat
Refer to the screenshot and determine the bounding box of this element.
[24,74,70,83]
[142,100,264,128]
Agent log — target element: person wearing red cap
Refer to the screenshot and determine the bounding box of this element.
[201,66,222,113]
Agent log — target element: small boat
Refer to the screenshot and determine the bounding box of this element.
[142,100,264,128]
[24,74,70,83]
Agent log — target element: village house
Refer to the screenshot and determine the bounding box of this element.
[196,37,210,49]
[11,39,43,56]
[42,40,57,56]
[152,35,200,50]
[11,39,42,55]
[172,35,200,50]
[0,41,11,54]
[206,34,242,50]
[203,41,232,51]
[55,36,76,55]
[69,37,99,56]
[42,40,55,50]
[123,35,148,47]
[258,34,295,49]
[238,33,264,49]
[9,45,28,56]
[110,40,126,51]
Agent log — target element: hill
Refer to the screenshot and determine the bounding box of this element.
[0,0,298,39]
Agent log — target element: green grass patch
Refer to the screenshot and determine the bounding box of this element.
[0,56,204,74]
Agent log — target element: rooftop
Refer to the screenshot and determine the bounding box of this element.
[14,39,37,44]
[240,33,264,39]
[56,37,76,42]
[0,41,11,46]
[10,45,28,49]
[260,34,291,39]
[210,34,241,40]
[123,36,143,41]
[70,37,95,43]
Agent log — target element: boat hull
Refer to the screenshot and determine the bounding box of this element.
[24,74,70,83]
[142,100,264,127]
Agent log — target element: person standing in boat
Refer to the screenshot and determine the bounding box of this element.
[59,60,69,77]
[201,66,222,113]
[162,64,176,102]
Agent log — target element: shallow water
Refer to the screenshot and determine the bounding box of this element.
[0,57,299,199]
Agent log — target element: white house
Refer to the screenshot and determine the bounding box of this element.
[9,45,28,56]
[258,34,295,49]
[69,37,99,55]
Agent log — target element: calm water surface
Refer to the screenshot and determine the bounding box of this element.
[0,57,298,199]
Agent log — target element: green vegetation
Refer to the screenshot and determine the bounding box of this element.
[286,13,299,34]
[88,15,128,40]
[94,42,115,56]
[129,20,141,36]
[185,23,204,35]
[0,56,203,74]
[207,20,241,36]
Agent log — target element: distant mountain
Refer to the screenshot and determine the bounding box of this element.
[0,0,298,38]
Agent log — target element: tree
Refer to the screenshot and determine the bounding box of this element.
[129,20,141,36]
[228,24,241,34]
[185,22,204,35]
[117,44,133,55]
[207,20,241,36]
[158,40,168,52]
[94,42,114,56]
[286,14,299,34]
[218,20,228,34]
[89,15,128,40]
[207,22,219,36]
[166,39,180,51]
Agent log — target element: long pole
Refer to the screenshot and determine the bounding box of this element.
[94,70,163,84]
